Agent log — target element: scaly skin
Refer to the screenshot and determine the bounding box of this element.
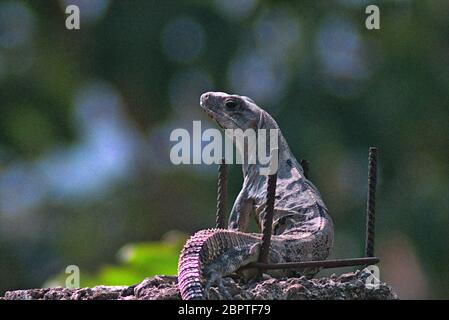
[178,92,334,300]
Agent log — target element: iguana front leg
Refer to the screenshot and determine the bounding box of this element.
[228,189,254,231]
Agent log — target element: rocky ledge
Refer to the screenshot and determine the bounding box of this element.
[1,269,397,300]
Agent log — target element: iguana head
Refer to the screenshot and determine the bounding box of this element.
[200,91,292,175]
[200,91,270,130]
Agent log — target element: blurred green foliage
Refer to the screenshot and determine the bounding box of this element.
[45,232,187,287]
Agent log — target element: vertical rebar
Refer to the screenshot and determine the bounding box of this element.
[216,158,228,229]
[257,172,278,276]
[365,147,378,257]
[300,159,310,179]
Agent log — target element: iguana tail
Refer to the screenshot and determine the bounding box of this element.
[177,228,260,300]
[177,216,334,300]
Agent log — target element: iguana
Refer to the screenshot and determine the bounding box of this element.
[177,92,334,300]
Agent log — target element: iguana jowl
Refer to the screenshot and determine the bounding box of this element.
[178,92,334,300]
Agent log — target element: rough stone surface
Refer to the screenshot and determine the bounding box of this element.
[1,270,397,300]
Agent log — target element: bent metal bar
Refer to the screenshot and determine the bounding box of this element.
[215,147,380,272]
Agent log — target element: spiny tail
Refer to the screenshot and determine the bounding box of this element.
[177,228,259,300]
[177,229,214,300]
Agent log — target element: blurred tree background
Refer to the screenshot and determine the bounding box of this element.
[0,0,447,299]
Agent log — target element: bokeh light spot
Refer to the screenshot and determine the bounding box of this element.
[162,16,205,64]
[214,0,258,20]
[0,1,34,49]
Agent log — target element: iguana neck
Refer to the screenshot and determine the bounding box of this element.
[240,112,304,179]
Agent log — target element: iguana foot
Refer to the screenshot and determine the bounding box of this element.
[204,272,233,299]
[203,243,260,299]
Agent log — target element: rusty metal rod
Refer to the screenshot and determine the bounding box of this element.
[257,172,277,270]
[365,147,377,257]
[257,149,279,279]
[215,158,228,229]
[243,257,380,270]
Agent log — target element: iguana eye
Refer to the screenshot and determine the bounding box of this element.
[224,98,240,109]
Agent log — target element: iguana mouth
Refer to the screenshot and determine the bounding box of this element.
[200,103,226,129]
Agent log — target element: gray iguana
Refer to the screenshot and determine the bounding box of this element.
[177,92,334,300]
